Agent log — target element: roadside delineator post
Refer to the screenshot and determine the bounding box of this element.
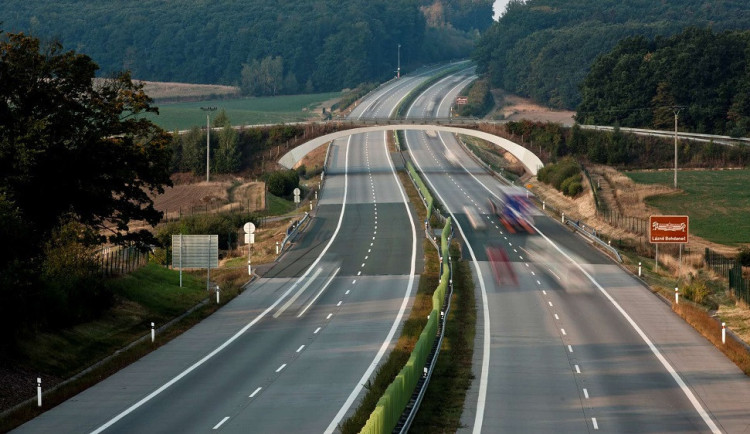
[675,287,679,304]
[37,378,42,407]
[543,201,546,210]
[562,213,565,224]
[216,285,220,304]
[151,322,155,343]
[275,241,280,255]
[722,322,726,344]
[638,262,642,277]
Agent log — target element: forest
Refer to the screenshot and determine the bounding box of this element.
[577,28,750,136]
[2,0,491,95]
[474,0,750,110]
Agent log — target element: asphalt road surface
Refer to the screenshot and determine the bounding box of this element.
[402,81,750,433]
[14,67,445,433]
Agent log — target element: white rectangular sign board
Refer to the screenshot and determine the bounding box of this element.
[172,235,219,268]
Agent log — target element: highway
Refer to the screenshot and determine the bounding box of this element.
[402,69,750,432]
[13,68,448,433]
[15,63,750,433]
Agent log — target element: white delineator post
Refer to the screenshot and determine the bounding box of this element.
[151,322,155,343]
[722,322,726,344]
[675,287,679,304]
[216,285,220,304]
[638,262,642,277]
[561,213,565,224]
[37,377,42,407]
[276,241,280,255]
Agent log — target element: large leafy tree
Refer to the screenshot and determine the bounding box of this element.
[0,30,172,249]
[0,30,172,336]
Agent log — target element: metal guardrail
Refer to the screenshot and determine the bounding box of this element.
[580,124,750,146]
[278,212,310,256]
[563,215,623,263]
[397,156,455,433]
[398,232,453,434]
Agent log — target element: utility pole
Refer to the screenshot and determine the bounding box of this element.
[397,44,401,79]
[672,106,685,188]
[201,106,217,182]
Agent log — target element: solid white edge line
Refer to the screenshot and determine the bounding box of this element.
[212,416,230,430]
[323,132,419,434]
[406,128,491,434]
[528,222,721,433]
[298,268,341,318]
[89,137,354,434]
[441,125,721,433]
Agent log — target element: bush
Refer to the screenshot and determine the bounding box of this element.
[566,180,583,197]
[738,247,750,267]
[266,169,299,197]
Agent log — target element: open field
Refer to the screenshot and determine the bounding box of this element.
[137,81,239,101]
[626,169,750,246]
[146,92,341,130]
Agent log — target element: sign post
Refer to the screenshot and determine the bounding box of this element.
[244,222,256,276]
[649,215,689,273]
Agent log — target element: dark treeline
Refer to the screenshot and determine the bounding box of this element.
[3,0,491,95]
[578,28,750,136]
[474,0,750,110]
[503,120,750,169]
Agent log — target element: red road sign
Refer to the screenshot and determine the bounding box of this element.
[649,215,689,243]
[456,96,468,105]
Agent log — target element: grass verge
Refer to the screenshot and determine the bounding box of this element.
[410,242,476,432]
[1,263,249,432]
[673,301,750,375]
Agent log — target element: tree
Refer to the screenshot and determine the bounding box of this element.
[214,124,241,174]
[181,126,205,175]
[0,31,172,249]
[213,109,231,128]
[0,30,172,336]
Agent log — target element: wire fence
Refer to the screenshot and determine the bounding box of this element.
[705,248,750,305]
[98,246,149,277]
[160,199,263,222]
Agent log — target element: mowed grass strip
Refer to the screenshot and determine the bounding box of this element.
[16,263,207,378]
[626,169,750,245]
[410,242,476,432]
[146,92,341,130]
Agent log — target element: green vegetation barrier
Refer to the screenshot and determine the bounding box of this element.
[360,217,452,434]
[407,161,434,222]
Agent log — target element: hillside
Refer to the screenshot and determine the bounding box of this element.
[474,0,750,109]
[2,0,491,94]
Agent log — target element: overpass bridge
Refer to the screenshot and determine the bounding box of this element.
[278,123,545,176]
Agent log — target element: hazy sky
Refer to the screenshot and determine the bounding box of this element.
[493,0,523,20]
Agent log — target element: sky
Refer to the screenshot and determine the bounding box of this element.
[493,0,524,20]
